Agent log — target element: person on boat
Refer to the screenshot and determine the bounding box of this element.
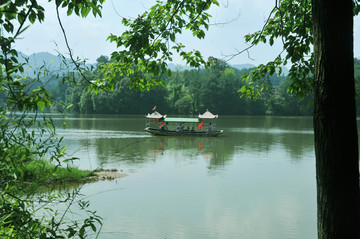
[177,123,184,132]
[208,123,214,134]
[160,122,168,131]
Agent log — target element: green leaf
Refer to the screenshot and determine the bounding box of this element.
[60,145,67,154]
[67,228,76,237]
[28,11,36,24]
[90,223,96,232]
[67,5,74,16]
[81,6,90,17]
[37,101,45,111]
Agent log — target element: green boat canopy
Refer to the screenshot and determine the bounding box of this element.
[165,118,199,123]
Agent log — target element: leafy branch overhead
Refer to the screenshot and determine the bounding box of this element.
[239,0,360,100]
[239,0,313,100]
[94,0,315,98]
[0,0,104,111]
[96,0,219,92]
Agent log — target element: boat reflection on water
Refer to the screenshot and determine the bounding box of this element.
[145,136,230,170]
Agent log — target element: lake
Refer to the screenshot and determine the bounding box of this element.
[54,114,317,239]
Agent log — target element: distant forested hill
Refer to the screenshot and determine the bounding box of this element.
[47,55,311,116]
[4,52,360,116]
[19,53,360,116]
[16,52,93,91]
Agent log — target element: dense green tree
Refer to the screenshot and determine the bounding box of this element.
[79,90,94,113]
[268,78,313,115]
[52,58,314,116]
[174,93,193,114]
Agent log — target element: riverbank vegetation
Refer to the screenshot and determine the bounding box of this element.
[49,56,312,116]
[24,159,94,185]
[23,159,124,186]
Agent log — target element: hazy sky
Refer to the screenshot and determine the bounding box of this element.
[14,0,360,65]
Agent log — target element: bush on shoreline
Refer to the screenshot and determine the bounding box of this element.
[24,159,95,185]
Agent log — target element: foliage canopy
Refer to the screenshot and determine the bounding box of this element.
[96,0,219,92]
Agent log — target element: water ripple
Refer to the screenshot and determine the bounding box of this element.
[56,128,151,139]
[229,127,313,135]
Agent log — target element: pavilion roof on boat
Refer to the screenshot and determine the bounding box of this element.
[146,111,167,119]
[198,110,218,119]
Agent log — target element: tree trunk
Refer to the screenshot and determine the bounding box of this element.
[312,0,360,238]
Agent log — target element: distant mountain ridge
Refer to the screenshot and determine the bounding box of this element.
[20,52,258,72]
[231,63,256,70]
[17,52,74,78]
[167,62,257,71]
[18,52,288,75]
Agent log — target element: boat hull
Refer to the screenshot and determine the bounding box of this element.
[144,127,223,137]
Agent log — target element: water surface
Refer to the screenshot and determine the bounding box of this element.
[55,115,317,239]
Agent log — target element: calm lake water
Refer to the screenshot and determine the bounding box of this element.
[54,114,317,239]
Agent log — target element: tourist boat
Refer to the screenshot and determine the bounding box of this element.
[144,110,223,137]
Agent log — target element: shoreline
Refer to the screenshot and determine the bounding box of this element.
[93,171,127,180]
[23,159,127,186]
